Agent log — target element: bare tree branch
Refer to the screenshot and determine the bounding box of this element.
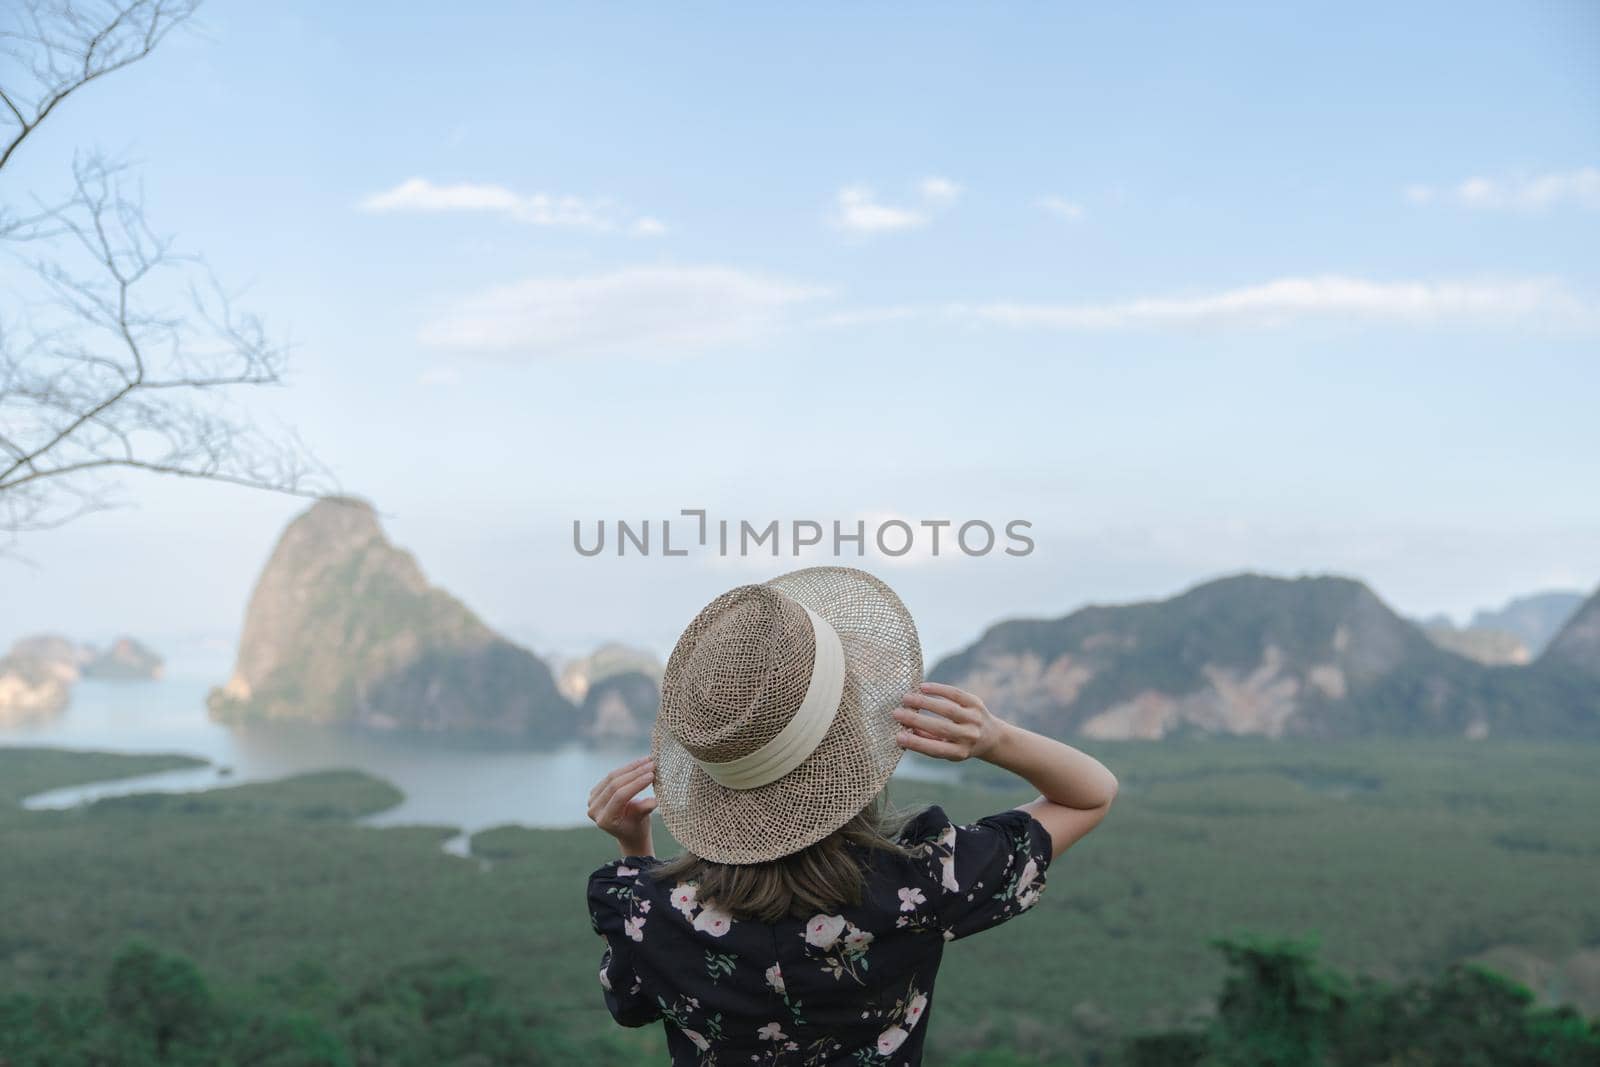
[0,0,200,170]
[0,2,333,544]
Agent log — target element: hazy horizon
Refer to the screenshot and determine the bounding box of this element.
[4,487,1591,679]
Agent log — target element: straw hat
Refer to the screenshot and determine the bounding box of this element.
[652,566,923,864]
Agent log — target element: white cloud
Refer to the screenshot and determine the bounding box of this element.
[829,276,1593,333]
[918,176,962,207]
[831,176,962,233]
[1404,167,1600,212]
[420,266,826,357]
[359,177,665,235]
[833,187,925,232]
[423,268,1592,360]
[1038,195,1085,222]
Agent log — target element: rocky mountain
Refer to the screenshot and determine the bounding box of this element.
[557,643,661,702]
[0,634,163,726]
[0,647,74,726]
[9,634,88,671]
[1414,590,1585,666]
[1420,622,1529,666]
[6,634,164,680]
[207,497,577,741]
[1539,587,1600,681]
[83,637,164,680]
[556,643,662,740]
[581,670,662,740]
[929,574,1600,741]
[1469,591,1586,657]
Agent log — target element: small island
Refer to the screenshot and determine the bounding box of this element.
[0,634,163,726]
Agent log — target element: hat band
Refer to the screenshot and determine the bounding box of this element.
[695,603,846,790]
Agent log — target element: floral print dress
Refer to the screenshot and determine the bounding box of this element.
[586,805,1053,1066]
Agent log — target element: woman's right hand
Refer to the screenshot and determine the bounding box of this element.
[892,682,1008,762]
[587,756,658,857]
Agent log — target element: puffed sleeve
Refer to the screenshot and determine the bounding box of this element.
[901,804,1054,941]
[585,857,663,1027]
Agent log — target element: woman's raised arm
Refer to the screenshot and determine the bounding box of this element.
[894,682,1118,859]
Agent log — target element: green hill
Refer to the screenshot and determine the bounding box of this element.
[930,574,1600,740]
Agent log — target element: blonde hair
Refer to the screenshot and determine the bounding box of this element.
[653,794,914,923]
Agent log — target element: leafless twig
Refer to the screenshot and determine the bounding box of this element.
[0,0,199,170]
[0,1,332,543]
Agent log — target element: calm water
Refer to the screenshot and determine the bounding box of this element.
[2,678,958,834]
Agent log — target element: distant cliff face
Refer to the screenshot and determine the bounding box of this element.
[1540,588,1600,680]
[557,644,662,739]
[930,574,1600,741]
[0,634,162,725]
[0,650,73,725]
[557,643,661,702]
[581,670,661,740]
[1416,590,1586,665]
[207,497,577,741]
[9,635,87,673]
[1470,591,1586,657]
[83,637,164,680]
[1421,623,1529,666]
[9,634,163,681]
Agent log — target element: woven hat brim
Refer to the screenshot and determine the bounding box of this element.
[653,566,923,864]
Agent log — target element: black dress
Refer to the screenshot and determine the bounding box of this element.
[585,804,1054,1066]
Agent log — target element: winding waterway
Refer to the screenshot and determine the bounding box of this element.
[2,678,960,834]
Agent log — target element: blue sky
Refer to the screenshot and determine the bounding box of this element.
[4,1,1598,672]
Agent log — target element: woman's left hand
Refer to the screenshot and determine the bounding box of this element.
[587,756,658,858]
